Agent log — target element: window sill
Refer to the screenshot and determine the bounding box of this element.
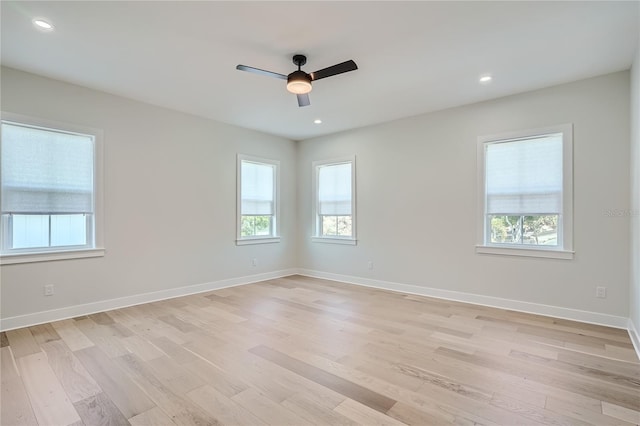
[0,248,106,265]
[236,237,281,246]
[475,245,574,260]
[312,237,357,245]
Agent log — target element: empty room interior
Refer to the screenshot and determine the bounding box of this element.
[1,1,640,425]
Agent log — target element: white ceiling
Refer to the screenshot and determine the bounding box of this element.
[1,1,638,141]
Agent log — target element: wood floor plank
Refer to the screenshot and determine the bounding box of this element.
[121,335,164,361]
[51,319,95,351]
[184,339,303,403]
[489,392,592,426]
[158,314,200,333]
[602,401,640,424]
[288,341,541,425]
[145,355,206,395]
[181,357,248,397]
[129,407,177,426]
[250,344,397,414]
[89,312,116,325]
[231,387,309,426]
[562,340,639,363]
[17,351,82,426]
[0,331,9,348]
[75,319,133,357]
[29,323,62,345]
[113,353,220,426]
[386,401,460,426]
[147,336,201,364]
[75,346,156,419]
[1,347,38,426]
[6,328,41,358]
[304,354,502,425]
[545,396,636,425]
[333,398,406,426]
[41,339,102,403]
[557,348,640,379]
[384,347,548,408]
[338,354,427,392]
[187,384,267,425]
[509,349,640,390]
[281,393,357,426]
[603,344,640,363]
[73,391,131,426]
[200,305,248,323]
[436,346,640,412]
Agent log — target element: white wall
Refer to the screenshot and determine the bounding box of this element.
[0,67,297,323]
[1,67,634,330]
[298,72,631,319]
[630,47,640,341]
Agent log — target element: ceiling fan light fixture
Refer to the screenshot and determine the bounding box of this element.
[287,71,312,94]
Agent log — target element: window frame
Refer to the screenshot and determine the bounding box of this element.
[0,112,105,265]
[236,154,280,245]
[312,156,357,245]
[476,124,574,259]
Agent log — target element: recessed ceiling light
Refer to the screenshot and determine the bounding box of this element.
[479,75,492,84]
[314,119,322,124]
[33,19,54,30]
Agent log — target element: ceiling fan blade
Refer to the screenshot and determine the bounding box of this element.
[297,93,311,107]
[236,65,287,80]
[310,60,358,81]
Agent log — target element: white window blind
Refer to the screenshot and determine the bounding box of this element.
[485,134,562,215]
[318,162,352,215]
[1,122,94,214]
[240,161,274,215]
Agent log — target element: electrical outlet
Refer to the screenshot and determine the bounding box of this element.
[44,284,54,296]
[252,258,258,267]
[367,261,373,270]
[596,286,607,298]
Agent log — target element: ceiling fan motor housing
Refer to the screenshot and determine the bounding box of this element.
[287,70,312,94]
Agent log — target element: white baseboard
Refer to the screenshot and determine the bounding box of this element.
[628,319,640,360]
[3,267,634,347]
[0,269,297,331]
[297,269,630,330]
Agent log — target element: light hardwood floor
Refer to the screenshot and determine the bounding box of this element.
[1,275,639,425]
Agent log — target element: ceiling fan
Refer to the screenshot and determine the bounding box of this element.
[236,54,358,107]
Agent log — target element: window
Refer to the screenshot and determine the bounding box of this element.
[313,157,356,244]
[236,154,280,245]
[1,113,104,264]
[477,124,573,259]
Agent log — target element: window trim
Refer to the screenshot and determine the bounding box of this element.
[476,124,574,259]
[312,156,357,245]
[0,112,105,264]
[236,154,281,245]
[0,248,106,265]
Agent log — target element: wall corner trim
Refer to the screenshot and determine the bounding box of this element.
[628,318,640,360]
[0,269,298,331]
[296,269,631,330]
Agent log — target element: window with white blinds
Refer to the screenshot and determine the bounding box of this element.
[485,134,562,216]
[2,123,94,214]
[237,155,279,244]
[477,124,573,259]
[1,117,103,260]
[313,157,356,243]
